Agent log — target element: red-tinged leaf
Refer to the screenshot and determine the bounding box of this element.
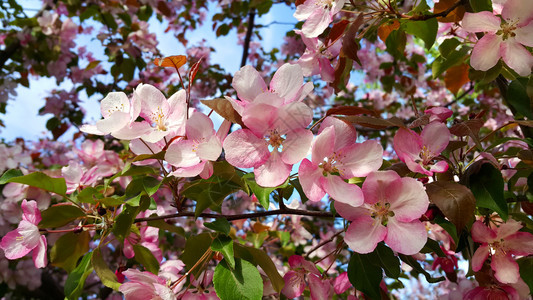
[426,181,476,232]
[342,115,406,129]
[444,63,470,95]
[201,98,244,127]
[326,106,378,117]
[153,55,187,70]
[515,120,533,127]
[296,0,306,6]
[332,56,351,93]
[518,150,533,166]
[409,114,431,128]
[378,19,400,43]
[189,58,202,83]
[434,0,465,23]
[86,60,100,70]
[342,14,364,66]
[157,0,171,17]
[326,20,350,45]
[449,119,483,148]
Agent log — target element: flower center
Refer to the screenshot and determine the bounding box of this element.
[370,202,395,226]
[150,106,167,131]
[489,239,506,255]
[499,20,518,40]
[320,153,341,175]
[266,130,285,151]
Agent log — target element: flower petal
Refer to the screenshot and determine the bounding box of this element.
[421,122,450,155]
[21,199,41,225]
[298,159,326,202]
[281,271,305,299]
[492,253,520,284]
[270,63,304,102]
[309,274,333,300]
[275,102,313,134]
[223,129,269,168]
[100,92,130,118]
[334,201,369,221]
[502,0,533,26]
[281,128,313,165]
[312,126,335,165]
[165,140,201,168]
[96,112,131,134]
[232,65,267,102]
[32,235,48,268]
[471,221,497,243]
[242,103,278,137]
[501,38,533,77]
[385,218,427,255]
[137,84,170,123]
[472,244,490,272]
[514,21,533,47]
[386,177,429,222]
[362,171,399,205]
[197,137,222,162]
[470,33,502,71]
[320,117,357,150]
[337,140,383,178]
[322,175,364,207]
[254,151,292,187]
[461,12,501,33]
[301,8,331,38]
[344,216,387,254]
[186,112,215,141]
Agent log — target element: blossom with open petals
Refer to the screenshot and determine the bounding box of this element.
[462,0,533,76]
[0,200,47,268]
[294,0,346,38]
[335,171,429,255]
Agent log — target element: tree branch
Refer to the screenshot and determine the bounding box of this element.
[240,8,256,68]
[134,208,337,223]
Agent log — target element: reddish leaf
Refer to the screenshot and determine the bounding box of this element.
[342,115,405,129]
[449,119,483,148]
[296,0,306,6]
[342,14,364,66]
[201,98,244,127]
[378,19,400,43]
[409,114,431,128]
[189,58,203,83]
[326,20,350,45]
[426,181,475,232]
[326,106,378,117]
[157,1,172,17]
[332,56,351,93]
[434,0,465,23]
[518,150,533,166]
[444,63,470,95]
[153,55,187,71]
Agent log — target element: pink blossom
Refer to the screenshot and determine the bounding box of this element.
[309,274,333,300]
[295,30,341,82]
[166,112,222,179]
[281,255,320,298]
[471,219,533,284]
[0,200,47,268]
[119,269,176,300]
[393,122,450,176]
[294,0,347,38]
[299,116,383,206]
[335,171,429,255]
[462,0,533,76]
[424,107,453,123]
[224,97,313,187]
[333,272,351,294]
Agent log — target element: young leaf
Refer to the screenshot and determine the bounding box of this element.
[213,258,263,300]
[181,233,213,277]
[132,244,160,275]
[0,169,23,184]
[39,205,86,229]
[201,98,244,127]
[64,252,93,300]
[212,234,235,269]
[50,231,91,272]
[403,18,438,49]
[426,181,476,232]
[4,171,67,196]
[348,252,383,299]
[153,55,187,70]
[466,162,507,220]
[507,79,533,119]
[242,173,287,209]
[204,218,231,235]
[92,248,121,291]
[112,205,139,242]
[233,243,285,293]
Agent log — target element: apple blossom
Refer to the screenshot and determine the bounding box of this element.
[293,0,346,38]
[471,219,533,284]
[393,122,450,176]
[0,200,47,268]
[299,116,383,205]
[335,170,429,255]
[295,30,341,82]
[462,0,533,76]
[281,255,321,298]
[119,269,176,300]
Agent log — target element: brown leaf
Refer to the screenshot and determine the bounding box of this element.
[331,55,351,93]
[157,1,172,17]
[342,14,364,66]
[409,114,431,128]
[201,98,244,127]
[326,106,378,117]
[434,0,465,23]
[326,20,350,46]
[342,115,405,129]
[449,119,483,148]
[189,58,202,83]
[515,120,533,127]
[518,149,533,166]
[385,163,411,177]
[444,63,470,95]
[153,55,187,70]
[426,181,476,232]
[378,19,400,42]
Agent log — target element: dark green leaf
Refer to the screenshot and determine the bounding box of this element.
[5,171,67,196]
[518,256,533,294]
[50,232,91,272]
[467,163,507,220]
[508,79,533,119]
[182,176,242,217]
[399,254,445,283]
[92,248,121,290]
[348,253,383,299]
[212,235,235,269]
[205,218,231,235]
[39,205,85,229]
[403,18,438,49]
[439,38,461,58]
[369,243,401,279]
[420,238,446,258]
[64,252,93,300]
[181,233,213,277]
[121,165,158,177]
[132,151,166,162]
[0,169,23,184]
[385,29,407,59]
[146,219,185,235]
[143,176,161,196]
[76,187,100,204]
[469,0,493,12]
[432,46,470,78]
[132,245,160,275]
[99,196,125,207]
[112,205,139,242]
[233,243,284,293]
[213,258,263,300]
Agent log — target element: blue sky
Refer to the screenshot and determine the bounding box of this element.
[0,1,295,142]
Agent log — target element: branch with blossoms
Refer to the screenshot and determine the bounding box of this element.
[0,0,533,299]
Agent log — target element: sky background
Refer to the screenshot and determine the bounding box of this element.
[0,1,295,142]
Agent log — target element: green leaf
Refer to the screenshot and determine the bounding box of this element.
[467,163,507,220]
[121,165,158,177]
[420,238,446,258]
[182,176,243,217]
[348,253,383,299]
[469,0,493,12]
[403,18,438,49]
[0,169,23,184]
[205,218,231,235]
[112,205,139,242]
[426,181,476,232]
[212,235,235,269]
[50,231,91,272]
[399,254,445,283]
[143,176,161,196]
[213,258,263,300]
[4,171,67,196]
[92,248,121,291]
[64,252,93,300]
[507,78,533,119]
[181,233,213,277]
[132,151,166,162]
[242,173,288,209]
[132,245,160,275]
[39,205,86,229]
[439,38,461,58]
[99,196,125,207]
[432,46,470,78]
[146,219,185,236]
[233,243,284,293]
[518,255,533,294]
[76,187,100,204]
[385,29,407,59]
[367,243,401,279]
[434,216,459,245]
